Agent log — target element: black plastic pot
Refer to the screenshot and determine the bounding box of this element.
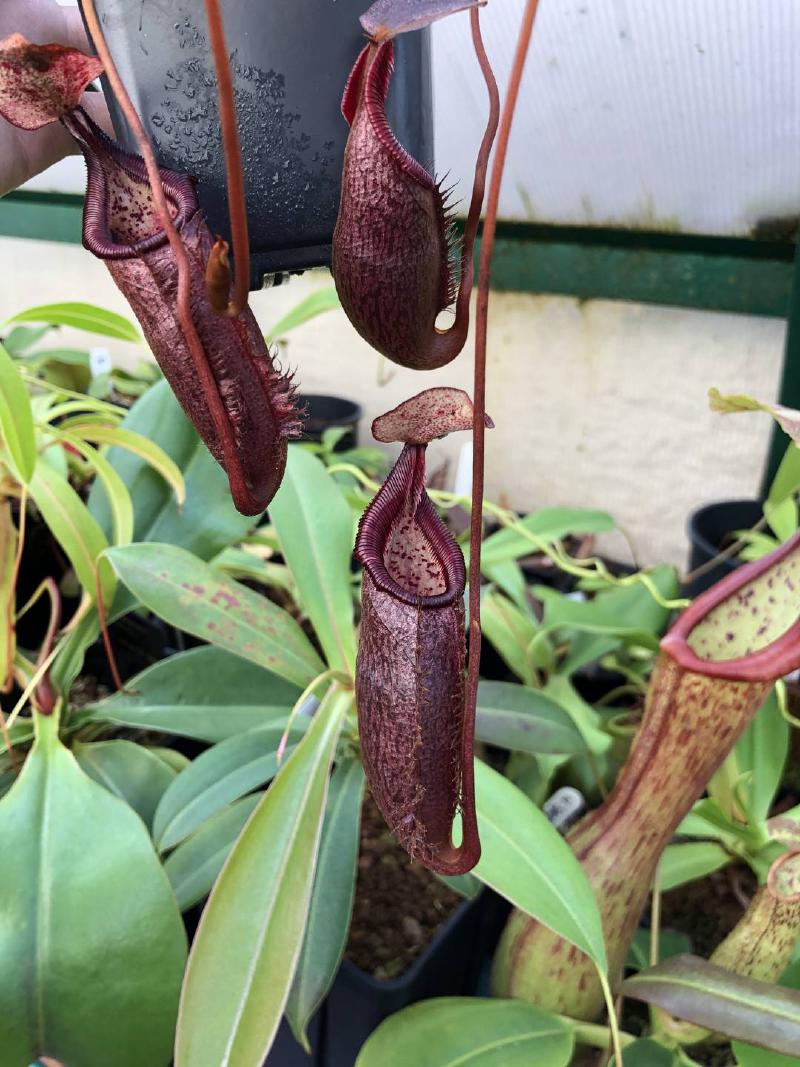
[266,890,503,1067]
[685,499,763,597]
[79,0,433,284]
[299,395,363,451]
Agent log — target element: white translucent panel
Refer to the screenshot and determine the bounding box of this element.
[433,0,800,236]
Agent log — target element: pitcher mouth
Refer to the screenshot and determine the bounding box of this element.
[662,530,800,682]
[355,444,466,609]
[63,107,198,260]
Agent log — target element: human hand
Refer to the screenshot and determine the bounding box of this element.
[0,0,111,196]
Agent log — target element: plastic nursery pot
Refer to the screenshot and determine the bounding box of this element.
[298,394,364,451]
[78,0,433,284]
[685,498,764,597]
[319,892,487,1067]
[265,892,490,1067]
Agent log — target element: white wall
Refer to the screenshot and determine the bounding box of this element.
[0,236,783,568]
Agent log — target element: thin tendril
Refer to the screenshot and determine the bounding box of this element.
[80,0,259,515]
[327,462,686,610]
[276,669,352,763]
[203,0,251,315]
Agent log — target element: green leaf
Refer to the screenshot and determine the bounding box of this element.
[153,722,302,851]
[150,746,191,774]
[768,444,800,510]
[626,927,693,971]
[165,794,263,911]
[0,711,187,1067]
[733,1041,800,1066]
[58,432,134,546]
[5,302,141,342]
[71,423,185,508]
[355,998,575,1067]
[2,322,52,354]
[473,759,607,970]
[734,689,788,826]
[622,954,800,1056]
[14,346,91,368]
[481,587,540,686]
[83,646,301,742]
[74,739,177,831]
[287,758,365,1048]
[438,872,483,899]
[481,560,530,612]
[0,340,35,482]
[476,681,588,756]
[542,675,611,756]
[29,458,113,602]
[105,543,325,689]
[610,1038,679,1066]
[557,565,679,674]
[538,566,678,653]
[265,287,341,342]
[88,380,252,558]
[481,507,616,567]
[269,446,357,674]
[212,547,295,596]
[657,841,732,892]
[175,686,349,1067]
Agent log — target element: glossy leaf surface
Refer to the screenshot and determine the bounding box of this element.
[105,542,325,688]
[83,646,300,742]
[153,723,301,850]
[175,687,348,1067]
[473,759,606,969]
[657,841,732,892]
[623,955,800,1056]
[75,739,176,830]
[29,457,113,601]
[88,380,253,558]
[355,997,574,1067]
[269,446,357,674]
[0,339,35,482]
[0,712,187,1067]
[287,758,365,1047]
[165,793,262,911]
[481,508,615,568]
[475,681,588,756]
[4,301,141,341]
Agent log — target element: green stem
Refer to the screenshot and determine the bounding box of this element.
[597,969,625,1066]
[570,1020,636,1051]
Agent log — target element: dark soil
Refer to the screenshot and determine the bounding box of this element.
[627,866,759,1067]
[660,864,756,959]
[344,792,463,980]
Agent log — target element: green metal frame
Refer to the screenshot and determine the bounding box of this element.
[1,189,797,489]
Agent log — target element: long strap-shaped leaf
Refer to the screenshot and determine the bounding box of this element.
[623,954,800,1056]
[175,685,350,1067]
[105,542,325,689]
